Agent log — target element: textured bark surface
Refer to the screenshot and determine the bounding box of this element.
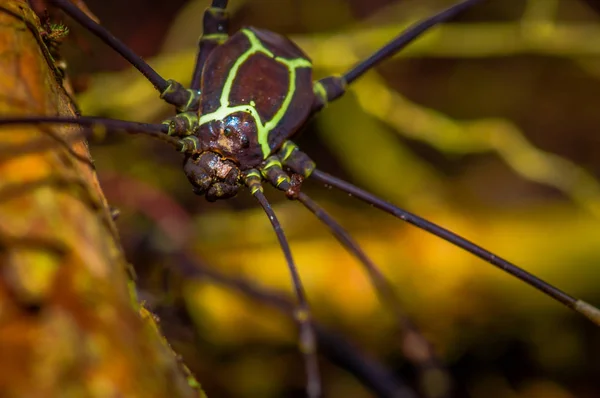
[0,1,201,396]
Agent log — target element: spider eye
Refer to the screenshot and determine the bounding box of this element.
[240,134,250,148]
[224,126,233,136]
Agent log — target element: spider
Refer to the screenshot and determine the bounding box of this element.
[1,0,599,396]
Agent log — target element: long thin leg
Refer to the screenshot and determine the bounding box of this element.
[312,0,486,110]
[310,169,600,327]
[172,252,418,398]
[190,0,229,90]
[49,0,196,110]
[344,0,486,84]
[0,116,184,150]
[49,0,168,92]
[296,191,451,398]
[244,170,321,398]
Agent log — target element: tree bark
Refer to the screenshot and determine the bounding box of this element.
[0,1,202,396]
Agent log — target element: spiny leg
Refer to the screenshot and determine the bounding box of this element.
[190,0,229,90]
[244,170,321,398]
[295,191,450,398]
[309,169,600,327]
[311,0,486,111]
[48,0,198,111]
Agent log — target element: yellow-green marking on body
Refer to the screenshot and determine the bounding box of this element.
[199,29,311,158]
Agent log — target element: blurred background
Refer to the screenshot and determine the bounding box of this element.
[56,0,600,397]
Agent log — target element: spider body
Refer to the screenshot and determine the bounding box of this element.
[199,27,314,159]
[180,27,316,201]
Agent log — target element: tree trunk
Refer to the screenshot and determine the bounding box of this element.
[0,1,202,396]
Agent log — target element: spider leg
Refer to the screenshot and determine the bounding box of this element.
[274,143,600,326]
[310,0,486,113]
[295,191,451,398]
[190,0,230,91]
[309,169,600,327]
[0,116,184,150]
[268,143,449,396]
[277,141,315,178]
[244,170,321,398]
[48,0,196,111]
[172,251,417,398]
[260,156,292,190]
